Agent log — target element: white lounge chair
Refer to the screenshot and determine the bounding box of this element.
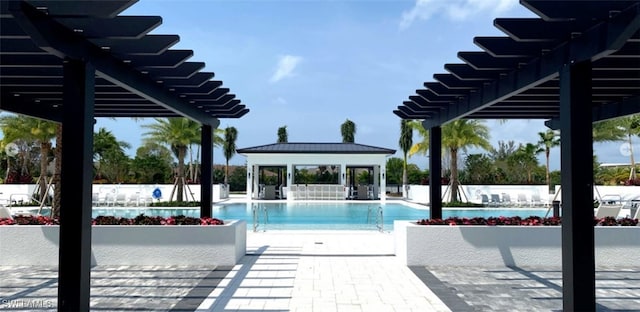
[517,193,528,207]
[0,205,13,219]
[595,202,623,218]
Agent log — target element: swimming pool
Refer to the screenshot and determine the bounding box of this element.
[91,202,548,231]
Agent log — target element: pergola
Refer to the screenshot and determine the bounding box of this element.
[393,1,640,310]
[237,143,396,201]
[0,0,248,310]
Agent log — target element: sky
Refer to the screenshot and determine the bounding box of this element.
[86,0,631,171]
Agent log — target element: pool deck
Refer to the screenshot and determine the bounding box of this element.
[1,196,639,311]
[1,229,639,311]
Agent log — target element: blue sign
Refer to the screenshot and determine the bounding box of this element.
[152,188,162,200]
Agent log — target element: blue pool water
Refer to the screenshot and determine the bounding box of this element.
[91,202,548,230]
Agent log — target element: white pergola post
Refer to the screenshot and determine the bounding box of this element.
[380,162,387,202]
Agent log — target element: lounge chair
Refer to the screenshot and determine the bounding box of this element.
[502,193,512,206]
[490,194,501,206]
[480,194,489,206]
[595,202,623,218]
[531,193,544,207]
[0,205,12,219]
[517,193,528,207]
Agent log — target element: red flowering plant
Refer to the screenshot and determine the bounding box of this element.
[1,214,224,226]
[416,216,637,226]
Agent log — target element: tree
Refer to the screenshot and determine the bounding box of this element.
[399,119,413,196]
[442,120,491,202]
[277,126,288,143]
[594,115,640,180]
[509,143,540,184]
[408,120,429,156]
[409,119,491,201]
[460,154,494,184]
[0,115,58,203]
[340,119,356,143]
[537,129,560,188]
[93,127,131,181]
[130,143,173,183]
[142,118,201,201]
[223,127,238,185]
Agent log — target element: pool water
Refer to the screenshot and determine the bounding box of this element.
[92,202,547,230]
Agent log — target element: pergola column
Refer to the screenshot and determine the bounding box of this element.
[429,127,442,219]
[429,125,442,219]
[200,124,213,218]
[559,60,595,311]
[58,58,95,311]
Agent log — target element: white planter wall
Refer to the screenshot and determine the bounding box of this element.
[0,220,246,266]
[394,221,640,267]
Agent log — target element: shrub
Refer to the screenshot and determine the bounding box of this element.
[416,216,638,226]
[0,214,224,226]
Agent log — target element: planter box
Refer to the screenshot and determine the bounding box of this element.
[394,221,640,267]
[0,220,246,266]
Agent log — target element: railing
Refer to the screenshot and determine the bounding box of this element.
[288,184,346,200]
[252,203,268,232]
[367,206,384,232]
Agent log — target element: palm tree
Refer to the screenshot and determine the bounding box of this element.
[537,130,560,188]
[142,118,201,201]
[277,126,288,143]
[93,127,131,181]
[408,120,429,156]
[442,120,491,202]
[411,120,491,202]
[0,115,58,203]
[399,119,413,196]
[510,143,539,183]
[223,127,238,185]
[594,115,640,180]
[340,119,356,143]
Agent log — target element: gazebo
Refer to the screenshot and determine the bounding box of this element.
[237,143,396,201]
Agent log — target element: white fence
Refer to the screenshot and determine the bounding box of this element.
[0,184,229,206]
[406,184,640,206]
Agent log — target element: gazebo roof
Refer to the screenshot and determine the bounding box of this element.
[237,143,396,155]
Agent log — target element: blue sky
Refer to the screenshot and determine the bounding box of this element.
[90,0,629,171]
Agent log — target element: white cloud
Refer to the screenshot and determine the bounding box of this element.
[400,0,517,30]
[269,55,303,83]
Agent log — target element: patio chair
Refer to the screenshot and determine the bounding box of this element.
[357,185,369,200]
[633,205,640,219]
[263,185,276,200]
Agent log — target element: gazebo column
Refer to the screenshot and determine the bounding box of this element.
[429,125,442,219]
[245,162,252,200]
[380,162,387,201]
[373,166,380,200]
[253,165,260,199]
[200,124,212,217]
[58,58,95,311]
[559,61,595,311]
